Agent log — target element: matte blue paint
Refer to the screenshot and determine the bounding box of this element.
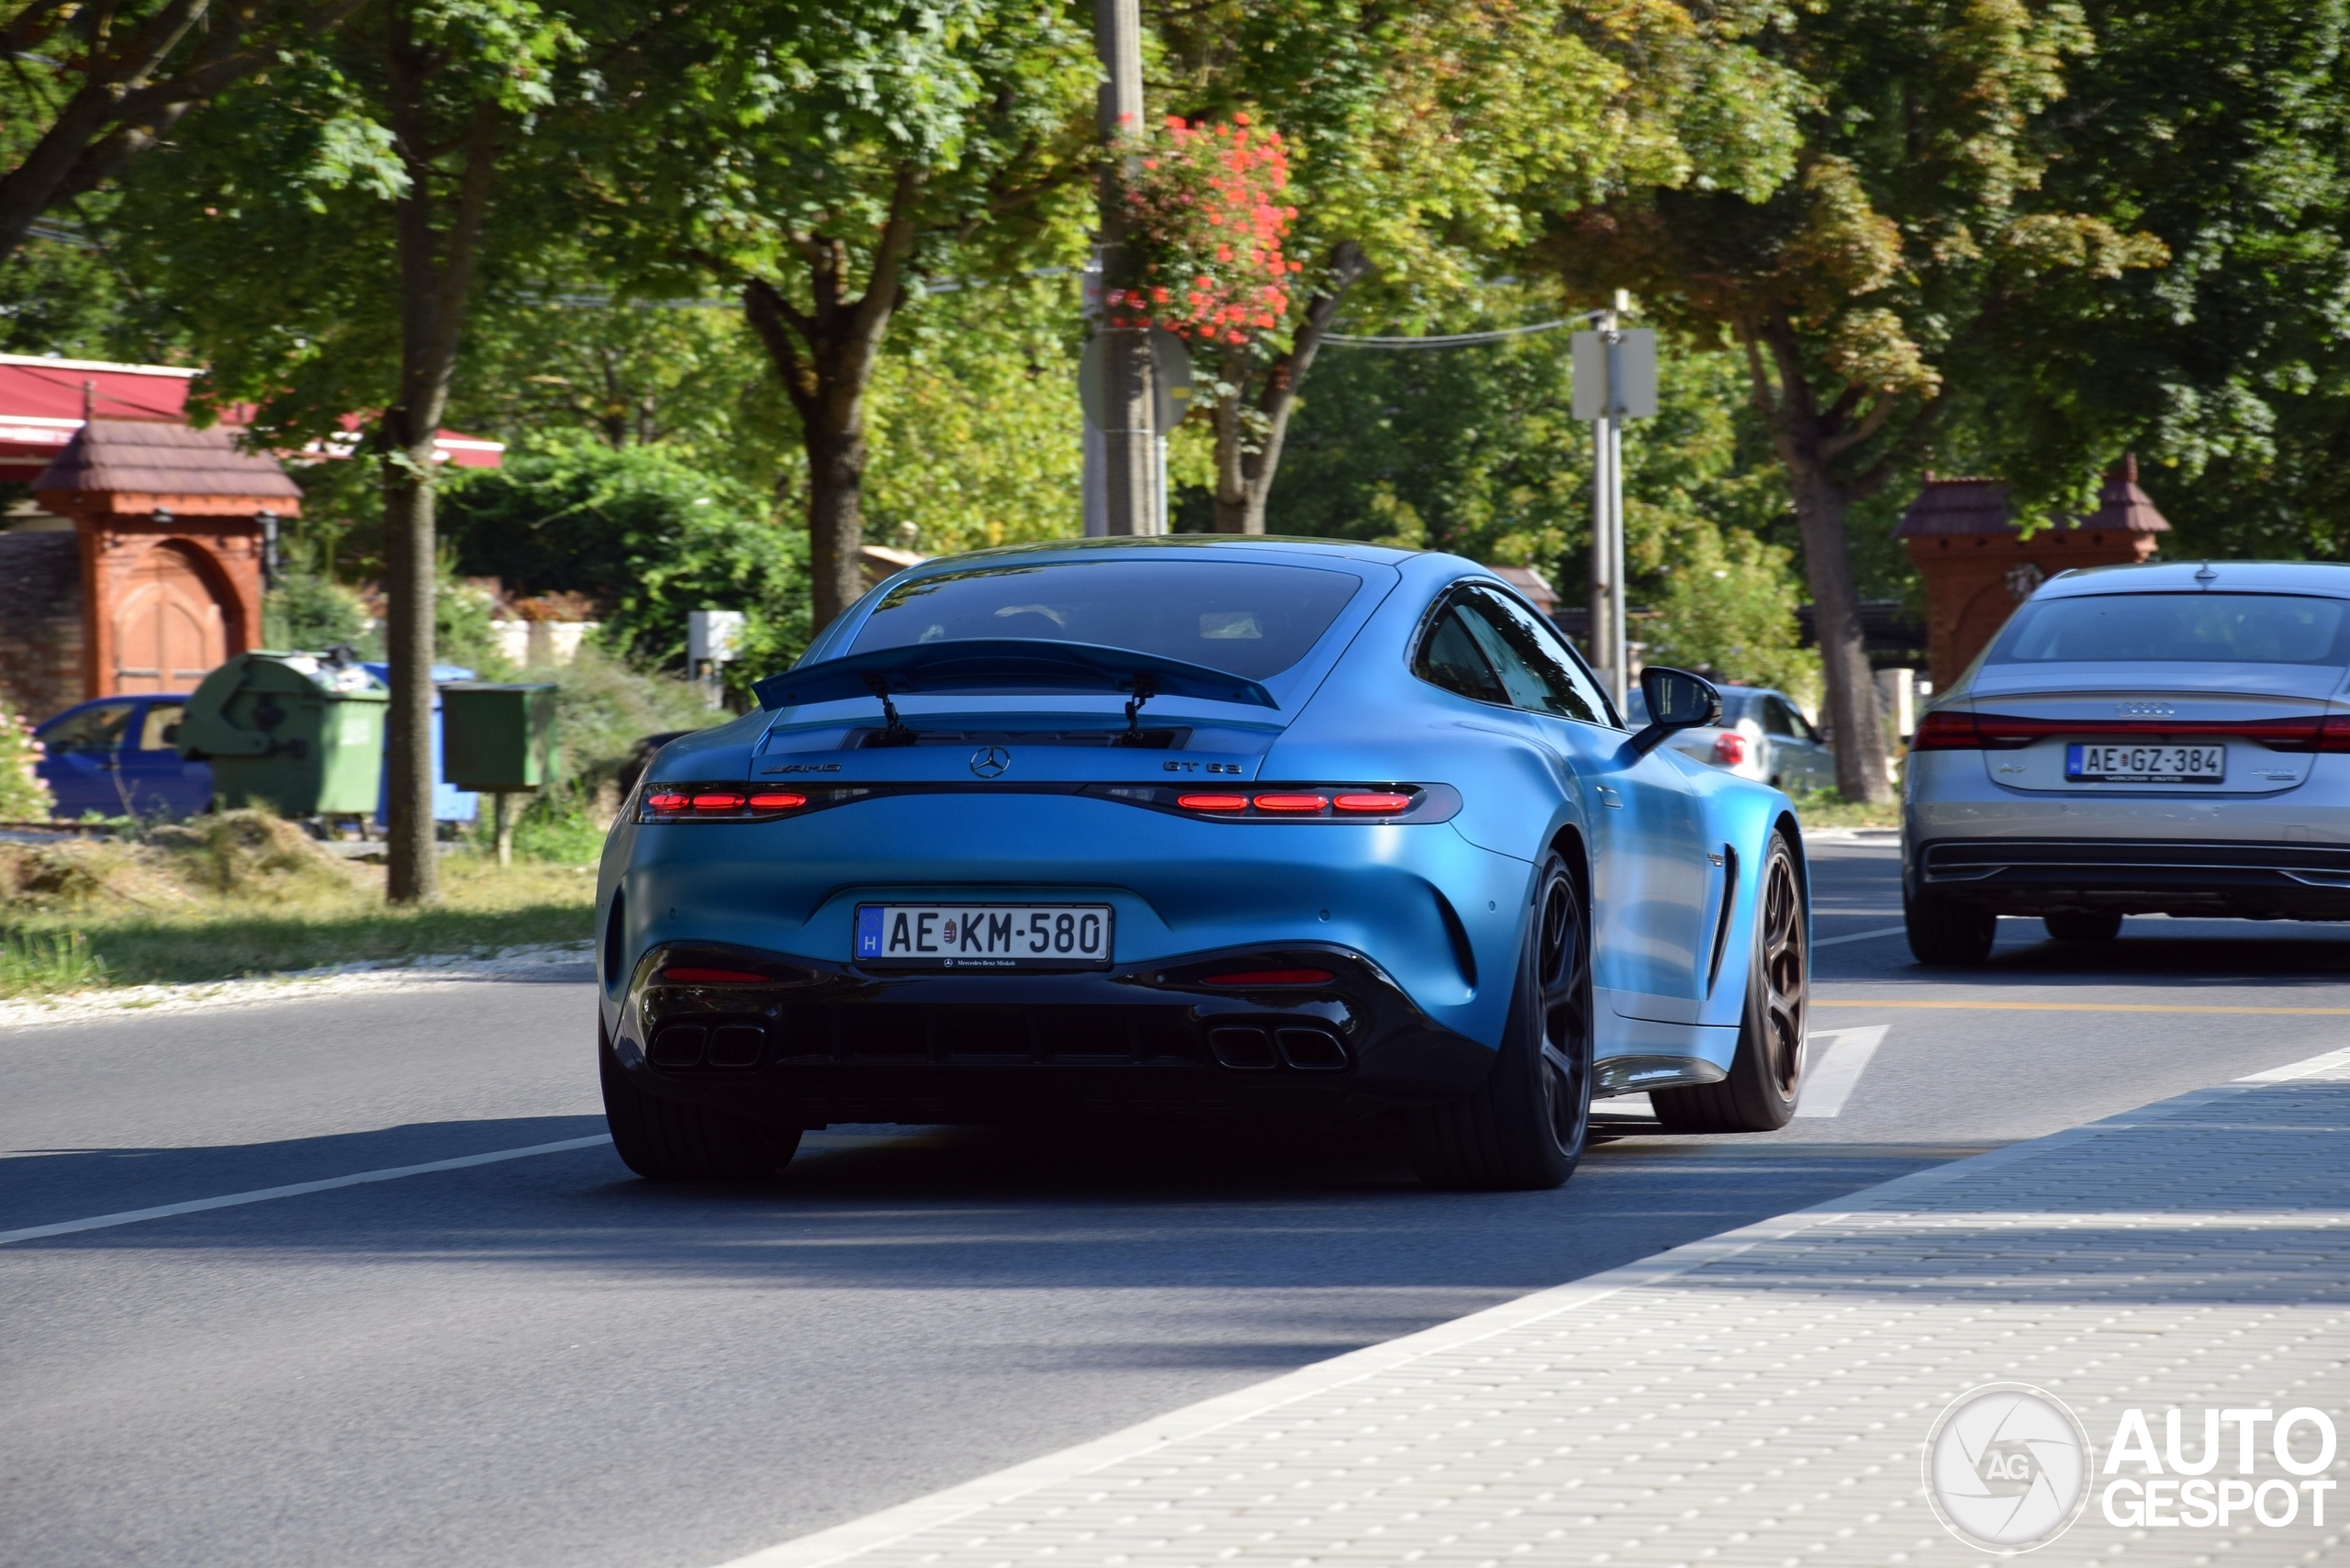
[598,539,1797,1087]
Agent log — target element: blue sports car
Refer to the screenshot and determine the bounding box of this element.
[597,539,1809,1190]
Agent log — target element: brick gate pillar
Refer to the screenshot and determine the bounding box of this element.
[1894,458,2169,689]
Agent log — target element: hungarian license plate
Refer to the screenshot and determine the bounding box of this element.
[2065,742,2226,784]
[855,903,1113,969]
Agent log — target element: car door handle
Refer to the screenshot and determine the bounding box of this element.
[1596,786,1623,808]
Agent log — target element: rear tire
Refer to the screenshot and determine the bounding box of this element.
[2044,910,2122,943]
[1653,830,1807,1133]
[600,1023,801,1181]
[1905,887,1997,965]
[1407,852,1593,1191]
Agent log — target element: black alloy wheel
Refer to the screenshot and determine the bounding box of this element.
[1408,851,1594,1190]
[1654,829,1807,1133]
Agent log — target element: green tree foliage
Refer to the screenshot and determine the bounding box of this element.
[579,0,1098,629]
[1953,0,2350,555]
[863,275,1088,554]
[436,438,807,671]
[0,0,368,260]
[1148,0,1802,532]
[1543,0,2165,799]
[1264,303,1812,694]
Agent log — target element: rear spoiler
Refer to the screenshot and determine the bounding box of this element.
[753,639,1279,713]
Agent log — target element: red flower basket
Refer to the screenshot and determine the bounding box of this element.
[1106,114,1299,352]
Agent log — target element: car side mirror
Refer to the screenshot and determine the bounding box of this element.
[1629,666,1723,755]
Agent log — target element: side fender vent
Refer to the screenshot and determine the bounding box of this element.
[1433,889,1478,990]
[1706,846,1739,996]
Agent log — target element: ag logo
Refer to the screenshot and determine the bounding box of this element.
[1925,1383,2094,1554]
[969,745,1011,779]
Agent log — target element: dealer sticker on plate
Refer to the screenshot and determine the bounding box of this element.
[855,904,1113,969]
[2065,742,2226,784]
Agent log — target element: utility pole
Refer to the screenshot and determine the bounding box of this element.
[1572,291,1656,714]
[1090,0,1158,535]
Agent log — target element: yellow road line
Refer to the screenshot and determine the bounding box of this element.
[1812,998,2350,1016]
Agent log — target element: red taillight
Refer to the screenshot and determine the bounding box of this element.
[1254,793,1327,812]
[645,791,688,810]
[1201,969,1336,987]
[661,967,767,984]
[1178,793,1249,811]
[692,792,745,811]
[747,792,808,810]
[1332,791,1413,812]
[1712,732,1747,766]
[1911,711,1983,750]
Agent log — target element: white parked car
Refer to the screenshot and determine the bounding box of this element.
[1626,683,1837,792]
[1904,560,2350,962]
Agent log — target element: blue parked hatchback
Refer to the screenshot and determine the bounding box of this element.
[31,695,212,819]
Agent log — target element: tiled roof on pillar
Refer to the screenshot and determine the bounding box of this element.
[1892,476,2012,537]
[33,418,303,514]
[2077,453,2172,534]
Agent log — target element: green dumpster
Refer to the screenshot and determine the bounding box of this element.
[177,650,389,816]
[440,682,561,864]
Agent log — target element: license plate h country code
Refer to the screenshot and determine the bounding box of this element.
[855,904,1114,969]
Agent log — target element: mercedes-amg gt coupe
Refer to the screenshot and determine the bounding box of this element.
[597,538,1810,1190]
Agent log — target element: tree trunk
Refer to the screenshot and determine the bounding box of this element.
[1782,454,1890,801]
[1211,241,1369,534]
[381,21,502,902]
[738,168,923,633]
[1744,319,1893,803]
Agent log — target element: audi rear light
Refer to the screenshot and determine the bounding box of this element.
[1201,968,1336,987]
[1332,792,1413,812]
[1911,711,1982,750]
[1177,793,1249,811]
[1254,793,1327,812]
[1712,732,1747,766]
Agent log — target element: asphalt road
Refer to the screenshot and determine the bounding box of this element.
[8,834,2350,1568]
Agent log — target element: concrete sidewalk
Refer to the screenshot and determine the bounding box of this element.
[719,1050,2350,1568]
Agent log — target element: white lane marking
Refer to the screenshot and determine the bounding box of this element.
[1795,1025,1890,1118]
[0,1135,613,1247]
[2239,1045,2350,1082]
[1813,924,1907,948]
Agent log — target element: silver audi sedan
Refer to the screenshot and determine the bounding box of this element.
[1904,560,2350,963]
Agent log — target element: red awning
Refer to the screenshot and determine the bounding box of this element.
[0,353,504,483]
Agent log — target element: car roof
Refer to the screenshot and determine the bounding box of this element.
[2039,560,2350,599]
[893,534,1426,571]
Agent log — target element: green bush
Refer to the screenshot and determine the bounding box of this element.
[263,566,372,652]
[438,437,807,673]
[0,698,55,821]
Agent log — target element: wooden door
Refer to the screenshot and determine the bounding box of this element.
[114,543,227,693]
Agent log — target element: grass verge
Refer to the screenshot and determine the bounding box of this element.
[1787,790,1902,831]
[1,812,597,997]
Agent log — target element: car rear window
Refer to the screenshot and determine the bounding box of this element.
[848,560,1363,680]
[1990,592,2350,666]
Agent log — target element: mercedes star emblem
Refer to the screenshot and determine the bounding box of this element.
[969,745,1011,778]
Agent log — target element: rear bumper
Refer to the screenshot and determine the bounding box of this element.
[601,939,1495,1129]
[1909,836,2350,919]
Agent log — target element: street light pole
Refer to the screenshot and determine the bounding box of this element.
[1091,0,1158,536]
[1573,290,1652,715]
